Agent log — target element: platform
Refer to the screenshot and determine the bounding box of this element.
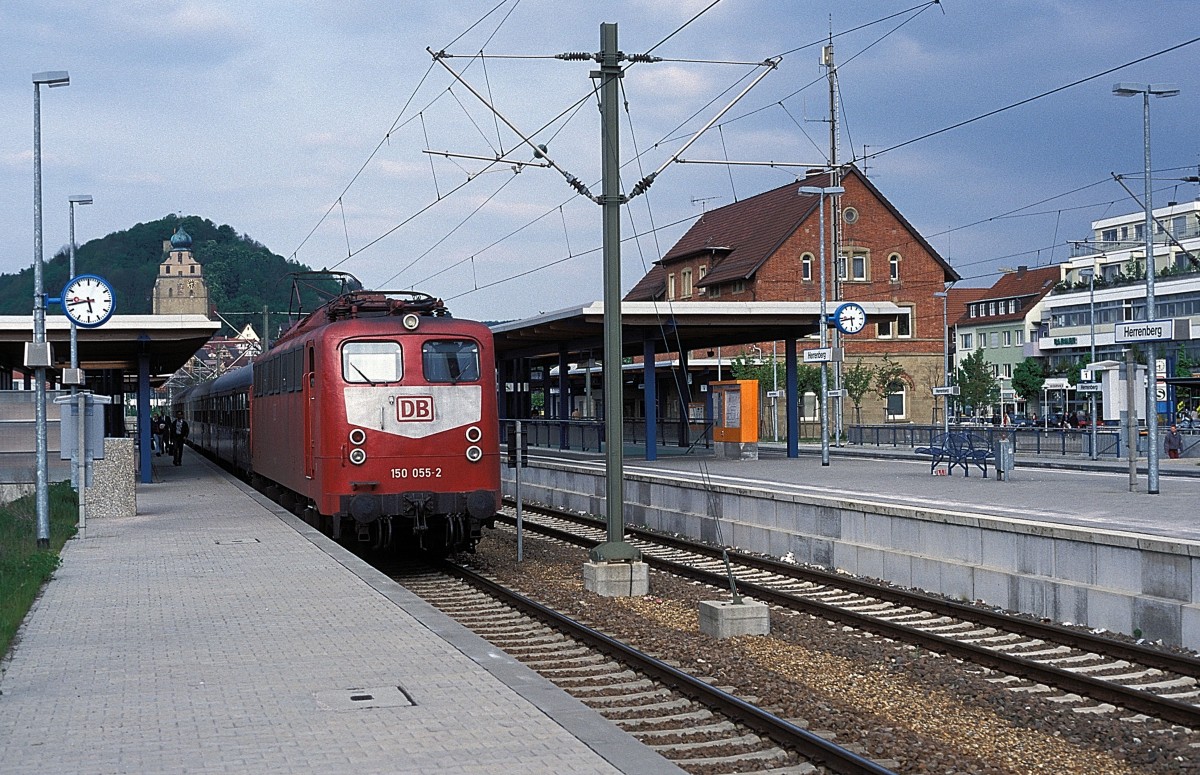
[0,452,684,775]
[505,445,1200,650]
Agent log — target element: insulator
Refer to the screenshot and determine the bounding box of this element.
[556,52,594,61]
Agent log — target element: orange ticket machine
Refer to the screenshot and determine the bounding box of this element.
[710,379,759,460]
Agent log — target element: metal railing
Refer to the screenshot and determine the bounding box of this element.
[503,417,713,454]
[848,424,1125,458]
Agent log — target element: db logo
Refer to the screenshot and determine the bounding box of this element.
[397,396,434,422]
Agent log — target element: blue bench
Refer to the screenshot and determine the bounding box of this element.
[916,432,995,477]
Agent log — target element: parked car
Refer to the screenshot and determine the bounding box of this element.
[1008,413,1035,427]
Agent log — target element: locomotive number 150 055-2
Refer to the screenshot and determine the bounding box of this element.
[391,467,443,479]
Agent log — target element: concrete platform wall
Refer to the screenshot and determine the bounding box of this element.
[503,462,1200,650]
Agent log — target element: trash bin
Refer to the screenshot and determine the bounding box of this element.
[994,437,1015,481]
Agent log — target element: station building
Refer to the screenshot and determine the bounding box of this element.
[623,165,959,427]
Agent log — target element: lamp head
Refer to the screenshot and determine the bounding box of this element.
[32,71,70,87]
[69,194,93,206]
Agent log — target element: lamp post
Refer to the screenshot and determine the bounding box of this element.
[799,184,845,467]
[31,70,70,549]
[1080,265,1098,460]
[1113,82,1178,495]
[68,194,92,535]
[933,290,950,436]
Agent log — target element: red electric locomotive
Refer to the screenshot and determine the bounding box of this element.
[178,282,500,554]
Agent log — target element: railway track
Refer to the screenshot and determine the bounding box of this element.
[390,560,899,775]
[500,502,1200,733]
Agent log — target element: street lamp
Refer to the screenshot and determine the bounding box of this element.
[799,184,845,467]
[31,70,70,549]
[1113,81,1178,495]
[1080,265,1098,460]
[933,290,950,436]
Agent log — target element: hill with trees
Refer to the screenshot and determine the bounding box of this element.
[0,215,331,336]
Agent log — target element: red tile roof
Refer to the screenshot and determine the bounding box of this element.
[952,265,1060,326]
[624,166,955,301]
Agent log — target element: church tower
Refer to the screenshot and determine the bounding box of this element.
[152,225,210,316]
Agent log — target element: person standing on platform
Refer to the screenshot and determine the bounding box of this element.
[171,412,190,466]
[153,413,168,456]
[1164,424,1183,460]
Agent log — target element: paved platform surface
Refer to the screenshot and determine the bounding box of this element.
[531,443,1200,543]
[0,452,684,775]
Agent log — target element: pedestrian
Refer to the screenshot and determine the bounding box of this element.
[171,412,190,466]
[152,413,166,456]
[157,413,172,456]
[1164,424,1183,460]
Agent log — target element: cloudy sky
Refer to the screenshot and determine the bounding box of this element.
[2,1,1197,322]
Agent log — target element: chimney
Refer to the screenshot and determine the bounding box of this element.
[1016,265,1027,277]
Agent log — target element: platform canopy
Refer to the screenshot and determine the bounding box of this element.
[0,314,220,382]
[490,300,906,359]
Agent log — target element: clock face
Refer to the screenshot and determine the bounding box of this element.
[834,303,867,335]
[62,275,115,328]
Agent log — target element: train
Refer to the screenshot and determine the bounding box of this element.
[175,283,501,554]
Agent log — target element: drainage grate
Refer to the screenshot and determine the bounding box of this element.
[314,685,416,710]
[214,538,260,545]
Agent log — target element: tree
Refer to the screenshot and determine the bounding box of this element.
[843,359,874,425]
[956,349,999,419]
[1011,357,1045,403]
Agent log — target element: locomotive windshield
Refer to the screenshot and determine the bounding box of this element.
[422,340,480,383]
[342,341,402,384]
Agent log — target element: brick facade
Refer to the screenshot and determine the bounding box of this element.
[626,166,958,425]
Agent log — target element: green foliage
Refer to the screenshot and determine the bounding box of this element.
[843,359,875,424]
[1011,357,1045,401]
[0,214,331,336]
[1,483,78,660]
[956,349,999,415]
[872,355,907,401]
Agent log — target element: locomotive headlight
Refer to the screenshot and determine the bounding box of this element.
[465,426,482,443]
[466,445,482,463]
[348,428,367,446]
[402,313,420,331]
[349,447,367,465]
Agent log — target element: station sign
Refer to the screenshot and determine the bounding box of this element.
[825,389,844,398]
[931,385,960,396]
[1076,382,1102,393]
[1043,377,1071,390]
[802,347,843,364]
[1000,389,1017,401]
[1114,319,1176,343]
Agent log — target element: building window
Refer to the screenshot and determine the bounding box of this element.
[988,302,996,316]
[698,264,707,280]
[709,284,721,298]
[1003,330,1012,347]
[190,265,197,274]
[681,269,693,298]
[667,273,676,300]
[1003,363,1012,379]
[889,253,900,282]
[733,280,746,294]
[836,256,847,281]
[877,309,912,339]
[961,333,973,349]
[969,304,977,318]
[990,332,1000,348]
[849,251,869,281]
[1016,330,1024,346]
[165,266,171,274]
[884,387,906,421]
[801,253,813,282]
[1102,228,1117,243]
